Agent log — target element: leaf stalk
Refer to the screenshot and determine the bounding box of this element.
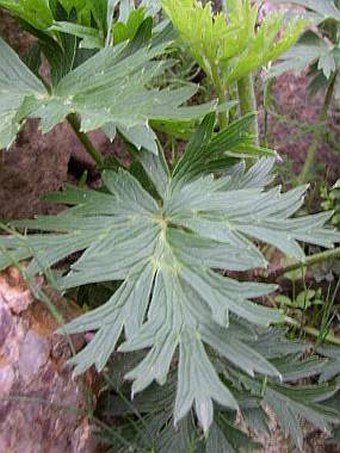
[285,316,340,345]
[298,72,337,184]
[67,113,105,167]
[267,246,340,280]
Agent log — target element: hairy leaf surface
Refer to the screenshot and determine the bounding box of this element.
[0,38,46,149]
[1,124,338,430]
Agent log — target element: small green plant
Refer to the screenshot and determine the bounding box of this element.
[275,287,323,309]
[321,180,340,227]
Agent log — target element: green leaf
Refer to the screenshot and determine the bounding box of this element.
[173,113,275,181]
[0,29,213,153]
[223,12,307,85]
[275,294,292,306]
[251,328,306,358]
[112,7,146,44]
[271,0,340,22]
[48,21,104,48]
[274,355,329,381]
[174,330,238,432]
[2,121,339,432]
[162,0,306,88]
[264,382,340,449]
[0,0,54,30]
[238,364,340,451]
[212,413,263,452]
[0,37,46,149]
[295,289,316,308]
[270,32,334,79]
[317,345,340,381]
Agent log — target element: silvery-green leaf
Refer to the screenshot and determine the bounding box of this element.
[2,117,339,433]
[0,37,46,149]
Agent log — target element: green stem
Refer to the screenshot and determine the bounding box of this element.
[268,246,340,280]
[237,74,259,145]
[67,114,104,167]
[298,72,337,184]
[211,65,228,130]
[227,82,239,123]
[263,77,275,148]
[285,316,340,345]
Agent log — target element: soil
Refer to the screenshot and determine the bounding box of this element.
[260,72,340,185]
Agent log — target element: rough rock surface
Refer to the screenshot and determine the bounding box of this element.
[0,119,114,220]
[0,120,73,219]
[0,267,97,453]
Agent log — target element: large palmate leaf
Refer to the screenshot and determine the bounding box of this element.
[0,33,213,152]
[161,0,306,88]
[1,117,339,432]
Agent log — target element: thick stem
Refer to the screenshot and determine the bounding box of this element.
[267,246,340,280]
[298,73,337,184]
[211,65,228,130]
[67,114,104,167]
[237,74,259,145]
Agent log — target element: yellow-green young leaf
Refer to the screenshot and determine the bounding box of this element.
[224,12,307,85]
[161,0,256,79]
[162,0,307,87]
